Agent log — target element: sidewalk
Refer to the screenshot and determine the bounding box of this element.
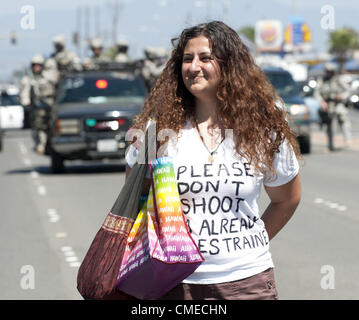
[310,128,359,151]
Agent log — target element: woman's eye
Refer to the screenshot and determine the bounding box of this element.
[201,56,211,62]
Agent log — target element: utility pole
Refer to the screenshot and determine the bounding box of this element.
[206,0,213,21]
[223,0,230,23]
[112,0,119,45]
[185,11,193,27]
[94,5,100,38]
[292,0,297,14]
[75,6,82,57]
[112,0,125,46]
[84,6,90,57]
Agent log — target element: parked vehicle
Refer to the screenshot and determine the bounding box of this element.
[48,67,146,173]
[301,78,321,124]
[0,87,24,130]
[340,74,359,109]
[263,66,311,154]
[0,126,2,151]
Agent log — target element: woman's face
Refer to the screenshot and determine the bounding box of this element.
[181,35,221,100]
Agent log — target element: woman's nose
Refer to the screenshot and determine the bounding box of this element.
[189,57,201,72]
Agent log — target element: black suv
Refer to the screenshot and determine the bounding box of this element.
[263,66,311,154]
[48,68,146,173]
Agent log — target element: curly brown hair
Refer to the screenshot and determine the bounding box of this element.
[134,20,301,175]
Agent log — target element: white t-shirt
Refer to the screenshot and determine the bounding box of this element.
[126,120,299,284]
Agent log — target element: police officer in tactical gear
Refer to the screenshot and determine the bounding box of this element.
[20,54,57,154]
[314,62,352,151]
[141,47,168,92]
[114,40,131,63]
[50,34,82,73]
[83,38,111,70]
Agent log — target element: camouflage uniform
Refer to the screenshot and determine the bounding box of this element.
[314,63,352,150]
[20,54,57,154]
[83,38,111,70]
[141,47,168,92]
[43,58,60,86]
[50,34,82,74]
[89,54,111,65]
[114,40,131,63]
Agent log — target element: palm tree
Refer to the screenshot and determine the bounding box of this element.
[238,26,255,43]
[328,27,359,72]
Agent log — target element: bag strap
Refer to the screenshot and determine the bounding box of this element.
[149,162,161,234]
[110,121,156,218]
[137,119,156,166]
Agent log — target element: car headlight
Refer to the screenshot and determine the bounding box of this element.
[56,119,81,134]
[350,95,359,103]
[290,104,308,116]
[308,79,317,88]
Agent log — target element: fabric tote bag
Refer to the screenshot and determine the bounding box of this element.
[77,123,156,300]
[116,156,205,300]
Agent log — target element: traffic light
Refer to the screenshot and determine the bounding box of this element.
[10,31,17,45]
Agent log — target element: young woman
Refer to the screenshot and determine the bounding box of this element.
[125,21,301,300]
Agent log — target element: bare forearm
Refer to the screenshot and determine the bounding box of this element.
[261,200,299,241]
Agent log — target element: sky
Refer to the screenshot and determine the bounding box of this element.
[0,0,359,82]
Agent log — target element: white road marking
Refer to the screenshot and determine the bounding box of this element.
[23,158,32,166]
[60,246,80,268]
[18,142,28,155]
[69,262,81,268]
[64,251,76,257]
[18,139,81,271]
[46,208,60,223]
[326,202,339,209]
[65,256,78,262]
[30,171,39,179]
[314,197,348,213]
[60,246,73,252]
[37,185,47,196]
[55,232,68,238]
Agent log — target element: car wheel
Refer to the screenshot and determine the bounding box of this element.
[297,134,311,154]
[51,151,65,173]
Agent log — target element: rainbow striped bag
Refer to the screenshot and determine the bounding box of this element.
[116,156,204,300]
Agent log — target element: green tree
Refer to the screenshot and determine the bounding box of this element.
[238,26,255,42]
[328,27,359,72]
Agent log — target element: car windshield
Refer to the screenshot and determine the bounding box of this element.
[0,93,20,106]
[57,73,146,105]
[265,71,301,97]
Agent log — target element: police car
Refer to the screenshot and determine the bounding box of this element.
[263,66,311,154]
[0,85,24,130]
[48,63,146,173]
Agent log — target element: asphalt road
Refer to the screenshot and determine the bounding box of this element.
[0,109,358,300]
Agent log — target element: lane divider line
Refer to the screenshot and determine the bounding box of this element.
[60,246,81,268]
[61,246,73,252]
[18,139,81,271]
[69,262,81,268]
[18,139,82,272]
[55,232,67,238]
[18,142,28,155]
[37,185,47,196]
[314,197,348,212]
[23,158,32,167]
[46,208,60,223]
[30,171,39,179]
